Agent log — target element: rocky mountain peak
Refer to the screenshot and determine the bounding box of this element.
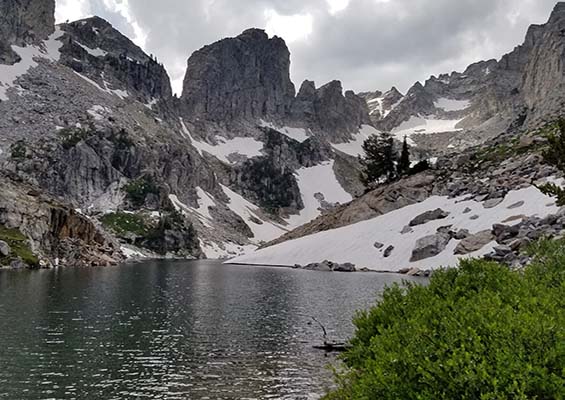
[181,28,296,124]
[0,0,55,64]
[58,16,173,101]
[548,2,565,23]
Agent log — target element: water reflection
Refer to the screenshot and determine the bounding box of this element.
[0,260,423,399]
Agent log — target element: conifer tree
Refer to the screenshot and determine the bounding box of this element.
[360,132,398,188]
[398,136,411,176]
[537,119,565,205]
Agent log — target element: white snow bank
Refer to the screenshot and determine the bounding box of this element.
[367,95,402,118]
[392,115,464,144]
[228,185,559,271]
[221,184,287,243]
[180,118,263,164]
[331,125,380,157]
[199,240,256,260]
[0,27,64,101]
[434,97,471,112]
[260,120,310,143]
[169,188,217,228]
[75,41,107,57]
[285,161,353,229]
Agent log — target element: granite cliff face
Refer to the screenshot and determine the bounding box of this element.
[181,28,295,124]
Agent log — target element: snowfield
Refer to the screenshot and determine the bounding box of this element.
[227,186,560,271]
[180,119,264,164]
[221,184,288,243]
[285,161,353,229]
[331,125,380,157]
[392,115,464,144]
[259,120,310,142]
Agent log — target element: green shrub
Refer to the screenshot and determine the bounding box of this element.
[57,127,89,149]
[100,212,151,236]
[123,176,159,208]
[9,140,28,160]
[325,241,565,400]
[0,224,39,267]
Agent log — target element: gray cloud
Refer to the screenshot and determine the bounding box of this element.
[56,0,559,95]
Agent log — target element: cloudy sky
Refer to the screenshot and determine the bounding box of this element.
[55,0,558,95]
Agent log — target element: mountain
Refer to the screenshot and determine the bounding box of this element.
[2,1,565,270]
[0,0,375,267]
[230,3,565,272]
[358,3,565,155]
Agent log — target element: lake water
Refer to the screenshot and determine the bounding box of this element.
[0,260,423,399]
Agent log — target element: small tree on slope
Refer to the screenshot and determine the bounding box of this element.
[397,135,411,176]
[537,119,565,205]
[360,132,398,188]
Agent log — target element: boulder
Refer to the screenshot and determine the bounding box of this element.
[410,233,451,262]
[334,263,356,272]
[401,225,413,234]
[483,198,504,209]
[304,261,333,272]
[383,245,394,258]
[507,201,525,210]
[409,208,450,227]
[454,229,470,240]
[454,230,494,255]
[373,241,384,249]
[0,240,10,257]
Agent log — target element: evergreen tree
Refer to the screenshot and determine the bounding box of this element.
[397,136,410,176]
[360,132,398,188]
[537,119,565,205]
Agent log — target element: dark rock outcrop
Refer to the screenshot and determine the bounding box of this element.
[181,28,295,123]
[59,17,173,102]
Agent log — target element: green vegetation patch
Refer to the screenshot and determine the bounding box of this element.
[100,212,151,236]
[123,176,160,208]
[57,127,91,149]
[325,239,565,400]
[0,224,39,268]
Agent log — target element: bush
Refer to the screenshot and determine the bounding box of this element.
[9,140,28,160]
[123,176,159,208]
[325,241,565,400]
[57,127,90,149]
[100,212,151,236]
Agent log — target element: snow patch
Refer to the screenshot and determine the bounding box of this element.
[179,118,263,164]
[73,71,129,99]
[392,115,464,145]
[0,27,64,101]
[434,98,471,112]
[331,124,379,157]
[221,184,287,243]
[286,161,352,229]
[169,189,216,228]
[75,41,107,57]
[260,120,310,143]
[200,240,256,260]
[228,186,559,271]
